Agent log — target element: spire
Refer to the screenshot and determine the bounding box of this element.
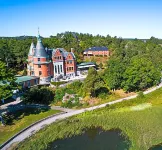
[28,41,35,56]
[37,27,41,43]
[34,29,48,57]
[38,27,40,35]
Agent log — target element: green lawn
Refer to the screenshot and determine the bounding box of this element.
[15,88,162,150]
[0,108,60,145]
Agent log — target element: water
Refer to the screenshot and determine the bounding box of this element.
[149,144,162,150]
[47,128,130,150]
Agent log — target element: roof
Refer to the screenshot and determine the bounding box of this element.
[15,76,39,83]
[77,62,96,69]
[53,48,75,59]
[84,46,108,52]
[77,62,95,67]
[34,34,48,58]
[28,42,35,56]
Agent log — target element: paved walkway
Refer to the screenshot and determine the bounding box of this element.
[2,83,162,150]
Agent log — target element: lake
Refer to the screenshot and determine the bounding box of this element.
[47,128,130,150]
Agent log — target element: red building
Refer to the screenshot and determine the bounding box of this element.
[27,32,76,83]
[83,46,109,57]
[52,48,76,80]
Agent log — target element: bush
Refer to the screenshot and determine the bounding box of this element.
[67,81,83,95]
[2,112,14,125]
[61,95,82,108]
[23,87,55,104]
[51,81,67,87]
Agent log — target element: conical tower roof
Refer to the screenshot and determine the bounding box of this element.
[34,31,48,58]
[28,42,35,56]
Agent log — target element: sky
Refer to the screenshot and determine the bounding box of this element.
[0,0,162,38]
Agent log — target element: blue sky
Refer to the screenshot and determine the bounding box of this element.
[0,0,162,38]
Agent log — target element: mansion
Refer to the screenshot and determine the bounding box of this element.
[27,33,77,83]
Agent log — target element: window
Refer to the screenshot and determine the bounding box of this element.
[38,65,41,68]
[72,67,73,70]
[69,67,71,71]
[55,66,57,73]
[60,65,62,72]
[35,79,38,85]
[38,58,40,61]
[70,61,72,64]
[27,81,30,87]
[39,71,42,76]
[58,65,60,74]
[67,67,68,71]
[60,56,62,59]
[67,61,69,64]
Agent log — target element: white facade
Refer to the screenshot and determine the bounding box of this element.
[53,61,64,78]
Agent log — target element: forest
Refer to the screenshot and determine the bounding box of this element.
[1,32,162,93]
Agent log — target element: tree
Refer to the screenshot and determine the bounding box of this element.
[83,67,106,97]
[23,87,54,104]
[0,61,16,101]
[104,58,125,90]
[122,56,161,92]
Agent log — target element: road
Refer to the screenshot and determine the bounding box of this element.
[1,83,162,150]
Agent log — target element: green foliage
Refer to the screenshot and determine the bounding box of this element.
[2,112,14,125]
[84,67,108,97]
[66,80,83,95]
[99,62,103,69]
[122,57,161,91]
[0,61,17,100]
[54,88,67,102]
[104,38,162,92]
[61,96,82,108]
[51,81,67,87]
[54,81,83,103]
[22,87,54,104]
[137,91,145,99]
[104,58,124,90]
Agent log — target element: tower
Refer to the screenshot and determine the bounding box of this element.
[27,29,53,83]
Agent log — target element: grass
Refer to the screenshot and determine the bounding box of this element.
[11,88,162,150]
[0,108,60,145]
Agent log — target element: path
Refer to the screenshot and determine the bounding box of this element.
[1,83,162,150]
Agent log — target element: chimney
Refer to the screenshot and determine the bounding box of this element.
[71,48,75,53]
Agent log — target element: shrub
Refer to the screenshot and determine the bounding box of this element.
[61,95,82,108]
[51,81,67,87]
[22,87,55,104]
[2,112,14,125]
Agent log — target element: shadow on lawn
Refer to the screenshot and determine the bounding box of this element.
[2,107,50,125]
